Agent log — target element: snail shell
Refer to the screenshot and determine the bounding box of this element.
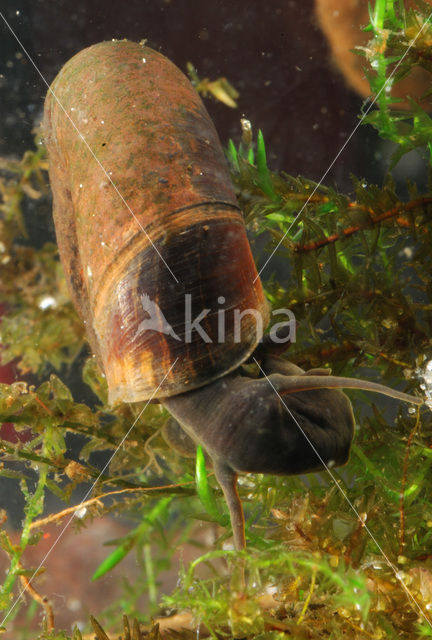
[44,40,269,404]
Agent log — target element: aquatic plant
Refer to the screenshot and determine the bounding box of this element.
[1,1,432,638]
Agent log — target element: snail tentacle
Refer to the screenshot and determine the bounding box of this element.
[272,374,422,406]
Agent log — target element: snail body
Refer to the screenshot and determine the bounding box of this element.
[44,41,421,550]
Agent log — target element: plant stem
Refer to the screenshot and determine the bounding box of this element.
[0,465,48,610]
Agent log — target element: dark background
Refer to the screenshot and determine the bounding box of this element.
[0,0,370,190]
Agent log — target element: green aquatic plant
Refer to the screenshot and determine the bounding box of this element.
[1,1,432,638]
[357,0,432,166]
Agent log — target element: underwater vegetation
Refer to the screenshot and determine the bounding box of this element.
[316,0,432,110]
[1,0,432,638]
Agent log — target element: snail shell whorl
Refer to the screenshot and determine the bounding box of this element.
[44,40,268,404]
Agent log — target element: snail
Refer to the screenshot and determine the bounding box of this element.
[43,40,422,551]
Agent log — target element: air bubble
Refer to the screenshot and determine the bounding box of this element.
[74,506,87,519]
[39,296,57,310]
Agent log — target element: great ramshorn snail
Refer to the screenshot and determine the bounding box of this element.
[44,40,422,551]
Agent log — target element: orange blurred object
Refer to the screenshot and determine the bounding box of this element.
[315,0,432,109]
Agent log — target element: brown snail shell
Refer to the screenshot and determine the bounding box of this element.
[43,40,269,405]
